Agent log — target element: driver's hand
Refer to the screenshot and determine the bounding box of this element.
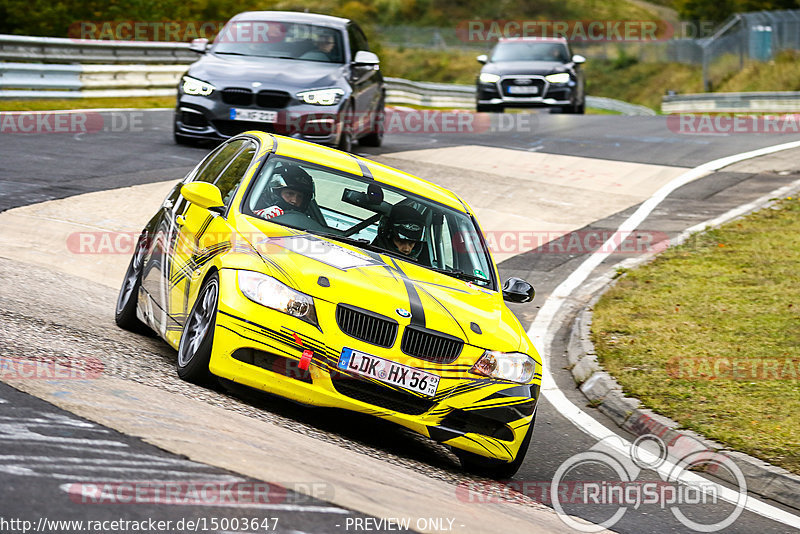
[254,205,284,220]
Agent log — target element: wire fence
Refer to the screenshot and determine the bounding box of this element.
[376,9,800,90]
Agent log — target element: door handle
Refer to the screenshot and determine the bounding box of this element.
[176,215,186,226]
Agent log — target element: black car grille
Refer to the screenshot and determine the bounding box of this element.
[212,120,275,137]
[256,90,291,109]
[231,348,312,383]
[439,408,514,441]
[335,304,398,348]
[180,110,208,127]
[500,78,545,97]
[331,376,435,415]
[401,326,463,364]
[221,88,253,106]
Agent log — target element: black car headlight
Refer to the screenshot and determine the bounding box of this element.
[296,88,344,106]
[237,270,317,325]
[478,73,501,84]
[471,350,537,384]
[182,76,215,96]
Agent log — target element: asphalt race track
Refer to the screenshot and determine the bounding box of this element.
[2,108,800,533]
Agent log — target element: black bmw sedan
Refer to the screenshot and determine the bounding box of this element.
[476,37,586,114]
[174,11,385,151]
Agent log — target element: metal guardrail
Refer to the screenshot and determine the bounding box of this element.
[662,92,800,113]
[585,96,655,116]
[0,61,656,115]
[0,34,196,64]
[384,77,475,108]
[0,34,656,114]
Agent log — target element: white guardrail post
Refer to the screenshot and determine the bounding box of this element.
[1,33,656,115]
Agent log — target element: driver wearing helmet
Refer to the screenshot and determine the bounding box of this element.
[255,163,315,220]
[373,204,426,261]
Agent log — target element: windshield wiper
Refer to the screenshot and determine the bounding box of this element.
[428,267,489,285]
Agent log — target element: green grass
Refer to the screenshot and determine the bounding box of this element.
[0,96,175,111]
[592,196,800,473]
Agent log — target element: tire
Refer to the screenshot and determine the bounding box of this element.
[177,272,219,385]
[561,99,585,114]
[359,100,384,147]
[337,104,353,153]
[456,413,536,479]
[476,103,503,113]
[115,233,151,334]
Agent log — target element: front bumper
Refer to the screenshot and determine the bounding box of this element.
[208,269,539,462]
[477,75,575,107]
[174,93,343,145]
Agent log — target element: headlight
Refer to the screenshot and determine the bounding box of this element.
[182,76,215,96]
[479,72,501,84]
[545,72,571,84]
[471,350,537,384]
[297,88,344,106]
[237,271,317,324]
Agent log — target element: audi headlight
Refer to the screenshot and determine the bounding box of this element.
[297,88,344,106]
[471,350,537,383]
[479,72,501,84]
[545,72,571,84]
[237,271,317,324]
[182,76,215,96]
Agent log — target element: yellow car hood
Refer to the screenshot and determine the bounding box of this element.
[232,217,523,352]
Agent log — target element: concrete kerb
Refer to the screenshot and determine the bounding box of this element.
[564,178,800,511]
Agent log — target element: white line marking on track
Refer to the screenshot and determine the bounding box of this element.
[528,139,800,529]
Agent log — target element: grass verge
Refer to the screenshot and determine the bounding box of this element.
[592,195,800,473]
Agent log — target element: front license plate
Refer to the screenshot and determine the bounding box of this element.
[507,85,539,95]
[338,348,440,397]
[230,108,277,122]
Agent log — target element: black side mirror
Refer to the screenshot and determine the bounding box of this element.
[502,277,535,303]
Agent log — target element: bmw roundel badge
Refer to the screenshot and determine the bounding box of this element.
[395,308,411,318]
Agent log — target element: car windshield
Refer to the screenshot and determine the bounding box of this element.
[212,21,345,64]
[242,156,496,289]
[491,41,569,62]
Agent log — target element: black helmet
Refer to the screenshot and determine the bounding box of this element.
[389,205,424,241]
[267,163,314,211]
[379,204,426,259]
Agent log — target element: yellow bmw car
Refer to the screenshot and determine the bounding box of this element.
[115,132,541,477]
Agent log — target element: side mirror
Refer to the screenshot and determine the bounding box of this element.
[190,38,209,54]
[572,54,586,65]
[502,277,535,303]
[477,54,488,64]
[182,182,224,211]
[353,50,380,67]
